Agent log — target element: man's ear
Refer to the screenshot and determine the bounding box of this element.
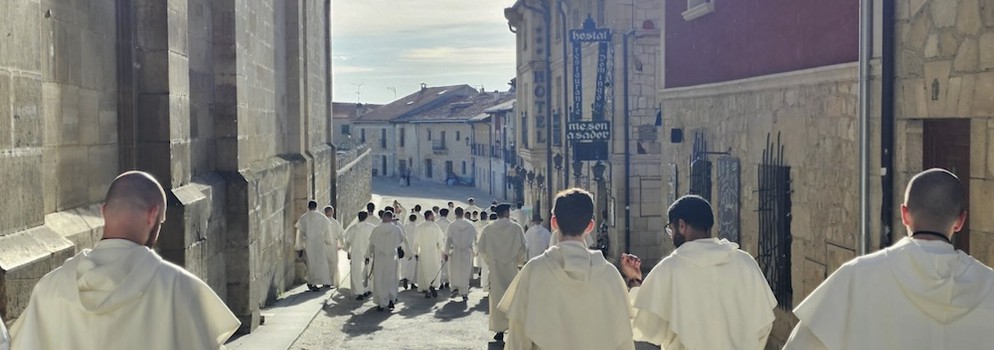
[900,204,911,227]
[584,220,595,235]
[551,216,559,232]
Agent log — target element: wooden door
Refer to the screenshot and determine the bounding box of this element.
[923,119,971,253]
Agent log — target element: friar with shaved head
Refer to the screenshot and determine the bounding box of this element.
[785,168,994,349]
[10,171,239,350]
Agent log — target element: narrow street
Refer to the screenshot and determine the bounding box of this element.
[289,178,507,350]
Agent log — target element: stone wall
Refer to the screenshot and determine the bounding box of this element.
[659,63,882,347]
[894,0,994,267]
[0,0,336,334]
[334,145,373,226]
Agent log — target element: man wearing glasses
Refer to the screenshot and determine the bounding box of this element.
[620,195,776,350]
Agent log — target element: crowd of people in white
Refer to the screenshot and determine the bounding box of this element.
[1,168,993,349]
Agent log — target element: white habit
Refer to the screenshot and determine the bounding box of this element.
[325,217,345,288]
[399,221,418,282]
[477,218,527,332]
[413,220,446,290]
[445,218,478,296]
[631,238,776,350]
[9,239,239,350]
[366,222,410,307]
[437,217,452,284]
[524,224,552,260]
[474,220,490,289]
[367,212,382,225]
[499,241,635,350]
[295,210,333,286]
[784,237,994,350]
[343,221,376,295]
[0,314,8,350]
[511,209,529,229]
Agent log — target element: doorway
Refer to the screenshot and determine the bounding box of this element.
[922,119,971,253]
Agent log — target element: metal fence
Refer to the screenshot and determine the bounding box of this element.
[757,132,793,310]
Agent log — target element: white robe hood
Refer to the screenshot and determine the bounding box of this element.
[632,238,775,350]
[792,237,994,350]
[500,241,634,350]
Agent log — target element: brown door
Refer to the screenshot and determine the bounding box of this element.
[922,119,971,253]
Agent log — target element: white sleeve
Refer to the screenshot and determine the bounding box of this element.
[0,314,9,350]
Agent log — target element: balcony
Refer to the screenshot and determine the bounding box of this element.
[432,140,448,155]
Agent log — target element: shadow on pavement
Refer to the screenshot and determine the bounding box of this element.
[322,291,365,317]
[342,306,392,336]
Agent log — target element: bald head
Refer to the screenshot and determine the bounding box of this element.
[102,171,167,247]
[904,168,966,233]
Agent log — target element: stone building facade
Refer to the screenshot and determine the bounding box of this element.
[0,0,371,334]
[331,102,380,150]
[505,0,663,262]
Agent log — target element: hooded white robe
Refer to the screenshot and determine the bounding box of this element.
[366,223,410,307]
[437,217,452,284]
[399,221,419,282]
[499,241,635,350]
[524,224,552,260]
[413,221,446,290]
[326,217,346,287]
[631,238,776,350]
[343,221,376,295]
[474,219,490,289]
[445,218,478,295]
[1,314,8,350]
[477,218,527,332]
[550,229,594,248]
[783,237,994,350]
[295,210,333,286]
[9,239,239,350]
[367,212,382,225]
[510,209,527,228]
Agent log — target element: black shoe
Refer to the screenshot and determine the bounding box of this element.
[376,306,384,312]
[494,332,504,342]
[388,300,395,310]
[430,287,438,298]
[462,295,468,302]
[402,279,409,290]
[411,284,418,290]
[356,295,364,300]
[364,291,372,297]
[450,290,459,298]
[308,284,320,292]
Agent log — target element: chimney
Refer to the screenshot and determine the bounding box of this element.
[420,83,427,91]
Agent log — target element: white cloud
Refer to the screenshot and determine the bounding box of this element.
[333,65,376,74]
[398,46,514,65]
[333,0,516,37]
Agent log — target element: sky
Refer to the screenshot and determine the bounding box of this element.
[332,0,518,105]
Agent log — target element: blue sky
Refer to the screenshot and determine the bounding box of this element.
[332,0,518,104]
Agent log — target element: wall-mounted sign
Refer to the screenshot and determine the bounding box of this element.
[569,15,612,121]
[566,121,611,141]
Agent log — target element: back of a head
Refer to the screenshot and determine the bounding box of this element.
[489,213,498,220]
[324,205,334,216]
[367,202,376,212]
[553,188,594,237]
[424,210,434,220]
[455,207,464,217]
[409,214,417,222]
[103,171,167,243]
[481,211,489,220]
[382,211,394,221]
[358,211,369,222]
[905,168,965,232]
[440,208,450,217]
[307,200,318,210]
[517,202,523,209]
[668,195,714,233]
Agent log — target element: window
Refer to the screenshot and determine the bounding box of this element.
[440,131,447,149]
[381,155,388,176]
[425,159,433,178]
[360,129,366,143]
[380,129,387,149]
[521,113,529,149]
[428,129,432,141]
[462,161,466,175]
[399,128,405,147]
[341,124,350,135]
[456,131,460,141]
[683,0,715,21]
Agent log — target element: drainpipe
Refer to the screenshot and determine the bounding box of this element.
[858,0,873,255]
[880,0,895,249]
[558,0,570,188]
[623,29,635,254]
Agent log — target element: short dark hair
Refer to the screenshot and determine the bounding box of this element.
[358,211,368,221]
[517,202,523,208]
[308,200,318,210]
[481,211,488,219]
[454,207,464,216]
[367,202,376,211]
[414,204,422,212]
[381,211,394,220]
[489,213,497,220]
[439,208,450,216]
[424,210,434,220]
[409,214,417,222]
[378,210,384,217]
[553,188,594,236]
[668,195,714,232]
[385,206,394,213]
[905,168,966,232]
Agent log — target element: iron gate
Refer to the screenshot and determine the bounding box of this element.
[757,132,792,310]
[689,131,712,202]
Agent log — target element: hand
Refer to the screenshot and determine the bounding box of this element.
[443,254,449,262]
[347,253,352,260]
[620,253,643,281]
[364,258,370,265]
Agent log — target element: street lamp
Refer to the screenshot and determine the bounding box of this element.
[553,153,563,172]
[572,159,583,182]
[592,161,607,183]
[527,170,535,187]
[536,173,545,190]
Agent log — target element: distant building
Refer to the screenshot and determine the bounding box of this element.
[332,102,381,149]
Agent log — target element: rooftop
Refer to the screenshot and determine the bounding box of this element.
[353,84,478,123]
